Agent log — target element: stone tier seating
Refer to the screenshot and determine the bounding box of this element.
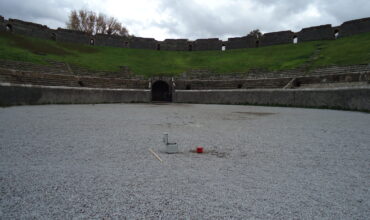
[1,67,368,91]
[0,59,142,79]
[181,64,370,80]
[0,68,148,89]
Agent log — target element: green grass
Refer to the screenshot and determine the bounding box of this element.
[0,31,369,77]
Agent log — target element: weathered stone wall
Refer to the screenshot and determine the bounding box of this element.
[7,19,53,40]
[339,17,370,38]
[298,24,334,42]
[0,15,370,50]
[0,16,5,31]
[56,28,91,45]
[2,83,369,111]
[226,36,258,49]
[0,84,150,106]
[160,39,190,51]
[130,37,157,50]
[260,31,295,47]
[193,38,222,51]
[173,88,370,111]
[94,34,129,48]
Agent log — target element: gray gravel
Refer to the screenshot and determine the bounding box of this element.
[0,104,369,219]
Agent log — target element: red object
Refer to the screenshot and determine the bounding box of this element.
[196,146,203,153]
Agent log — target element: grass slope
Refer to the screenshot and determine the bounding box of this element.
[0,31,369,77]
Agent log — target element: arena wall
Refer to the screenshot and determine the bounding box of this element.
[173,88,370,111]
[1,83,368,111]
[1,15,369,51]
[0,84,150,106]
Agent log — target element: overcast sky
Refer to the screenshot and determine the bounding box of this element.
[0,0,369,40]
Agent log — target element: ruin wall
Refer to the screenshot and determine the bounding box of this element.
[0,16,369,50]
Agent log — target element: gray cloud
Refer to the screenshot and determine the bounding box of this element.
[0,0,369,40]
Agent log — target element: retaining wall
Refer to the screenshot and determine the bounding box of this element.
[0,84,150,106]
[1,83,369,111]
[173,88,370,111]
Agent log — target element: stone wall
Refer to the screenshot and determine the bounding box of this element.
[1,15,370,51]
[193,38,223,51]
[227,36,258,49]
[0,84,150,106]
[2,83,369,111]
[55,28,91,45]
[173,88,370,111]
[339,17,370,38]
[0,16,370,51]
[130,37,157,50]
[7,19,53,40]
[160,39,189,51]
[298,25,334,42]
[260,31,295,47]
[0,16,4,32]
[94,34,129,48]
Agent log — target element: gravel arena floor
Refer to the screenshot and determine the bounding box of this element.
[0,104,369,219]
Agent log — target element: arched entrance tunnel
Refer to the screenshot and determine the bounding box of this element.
[151,80,172,102]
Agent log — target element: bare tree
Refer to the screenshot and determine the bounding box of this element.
[67,10,81,31]
[66,9,129,36]
[247,29,262,39]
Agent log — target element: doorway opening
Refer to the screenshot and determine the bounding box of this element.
[152,80,172,102]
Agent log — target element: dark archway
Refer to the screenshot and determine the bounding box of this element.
[221,44,226,51]
[6,24,12,32]
[293,36,298,44]
[152,80,172,102]
[334,29,339,39]
[51,33,56,41]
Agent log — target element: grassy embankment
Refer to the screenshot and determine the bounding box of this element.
[0,31,369,77]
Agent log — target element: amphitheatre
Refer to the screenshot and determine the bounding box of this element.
[0,13,370,219]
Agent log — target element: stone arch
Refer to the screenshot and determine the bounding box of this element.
[188,44,193,51]
[293,35,298,44]
[221,43,226,51]
[334,29,340,39]
[51,33,56,41]
[152,80,172,102]
[6,24,12,32]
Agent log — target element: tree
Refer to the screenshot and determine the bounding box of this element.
[66,9,129,36]
[247,29,262,39]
